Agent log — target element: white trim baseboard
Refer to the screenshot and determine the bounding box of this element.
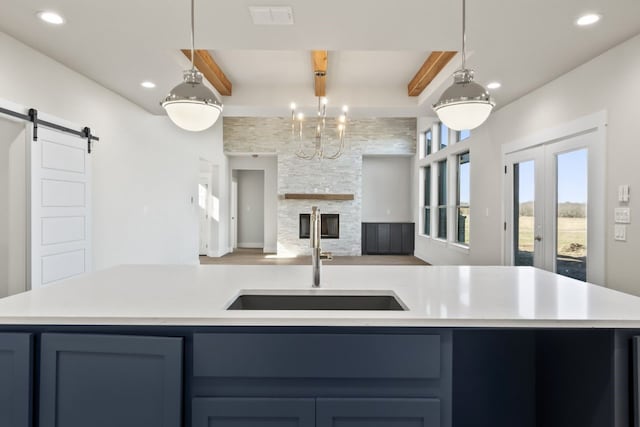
[237,242,264,249]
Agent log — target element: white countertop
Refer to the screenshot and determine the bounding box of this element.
[1,265,640,327]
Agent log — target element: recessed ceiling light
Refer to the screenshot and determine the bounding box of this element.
[576,13,601,27]
[37,11,65,25]
[487,82,501,90]
[140,81,156,89]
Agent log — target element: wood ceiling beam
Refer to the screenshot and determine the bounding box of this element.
[311,50,328,97]
[181,49,232,96]
[408,51,457,97]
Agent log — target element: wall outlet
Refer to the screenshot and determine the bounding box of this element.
[614,207,631,224]
[614,224,627,241]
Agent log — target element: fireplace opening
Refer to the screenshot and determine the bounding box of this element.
[299,214,339,239]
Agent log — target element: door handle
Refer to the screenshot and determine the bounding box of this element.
[535,235,542,242]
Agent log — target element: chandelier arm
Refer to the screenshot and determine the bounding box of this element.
[322,129,346,160]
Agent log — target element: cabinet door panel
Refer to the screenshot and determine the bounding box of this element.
[364,223,378,254]
[40,334,182,427]
[389,224,403,254]
[0,333,32,427]
[317,398,439,427]
[377,224,391,254]
[635,336,640,427]
[401,223,415,255]
[193,398,315,427]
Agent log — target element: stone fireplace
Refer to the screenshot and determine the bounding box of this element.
[223,117,416,257]
[299,213,339,239]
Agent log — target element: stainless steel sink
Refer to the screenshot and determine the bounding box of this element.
[227,291,406,311]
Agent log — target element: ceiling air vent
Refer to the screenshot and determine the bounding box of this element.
[249,6,294,25]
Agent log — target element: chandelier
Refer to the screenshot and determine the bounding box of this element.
[290,97,349,160]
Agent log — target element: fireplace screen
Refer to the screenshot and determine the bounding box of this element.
[299,214,339,239]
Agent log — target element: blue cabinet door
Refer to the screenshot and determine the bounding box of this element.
[192,397,315,427]
[39,334,182,427]
[0,333,32,427]
[635,337,640,427]
[317,398,440,427]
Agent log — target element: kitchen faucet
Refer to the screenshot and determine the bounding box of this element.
[310,206,333,288]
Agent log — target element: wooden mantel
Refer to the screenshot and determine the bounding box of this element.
[283,193,354,201]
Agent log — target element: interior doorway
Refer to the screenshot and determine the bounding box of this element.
[198,178,210,256]
[234,170,265,250]
[503,114,605,284]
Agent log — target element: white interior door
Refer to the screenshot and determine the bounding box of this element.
[27,126,91,289]
[504,129,604,284]
[230,179,238,250]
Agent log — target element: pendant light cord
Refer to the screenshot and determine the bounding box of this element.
[190,0,195,70]
[461,0,466,69]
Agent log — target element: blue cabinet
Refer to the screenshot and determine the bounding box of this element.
[39,334,182,427]
[0,333,32,427]
[635,336,640,427]
[193,397,315,427]
[317,398,440,427]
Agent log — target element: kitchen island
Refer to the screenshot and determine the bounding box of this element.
[0,264,639,427]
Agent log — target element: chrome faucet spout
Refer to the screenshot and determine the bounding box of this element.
[310,206,331,287]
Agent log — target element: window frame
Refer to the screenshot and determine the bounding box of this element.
[455,151,470,246]
[417,120,472,251]
[422,165,431,236]
[436,159,447,240]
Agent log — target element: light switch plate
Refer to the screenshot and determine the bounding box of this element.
[615,207,631,224]
[618,184,630,202]
[614,224,627,241]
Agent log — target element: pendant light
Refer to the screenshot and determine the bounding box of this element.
[433,0,494,131]
[162,0,223,132]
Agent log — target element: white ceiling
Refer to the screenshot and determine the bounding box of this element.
[1,0,639,117]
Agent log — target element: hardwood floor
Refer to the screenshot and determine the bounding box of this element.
[199,248,429,266]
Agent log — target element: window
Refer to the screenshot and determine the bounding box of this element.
[456,152,470,245]
[455,129,471,142]
[439,123,449,150]
[424,130,433,156]
[437,159,447,239]
[422,166,431,236]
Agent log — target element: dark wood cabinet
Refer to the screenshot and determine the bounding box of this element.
[39,334,182,427]
[362,222,415,255]
[0,333,32,427]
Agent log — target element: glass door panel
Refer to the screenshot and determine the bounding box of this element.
[513,160,535,266]
[555,149,588,281]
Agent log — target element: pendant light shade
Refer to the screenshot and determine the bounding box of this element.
[162,70,222,132]
[433,70,494,131]
[433,0,494,131]
[161,0,223,132]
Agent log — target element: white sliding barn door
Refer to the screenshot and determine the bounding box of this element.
[27,127,91,289]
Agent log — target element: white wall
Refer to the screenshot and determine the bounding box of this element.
[362,156,413,222]
[414,33,640,295]
[236,170,265,248]
[0,118,25,297]
[228,155,277,253]
[0,31,229,270]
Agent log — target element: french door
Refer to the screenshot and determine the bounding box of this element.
[504,128,604,284]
